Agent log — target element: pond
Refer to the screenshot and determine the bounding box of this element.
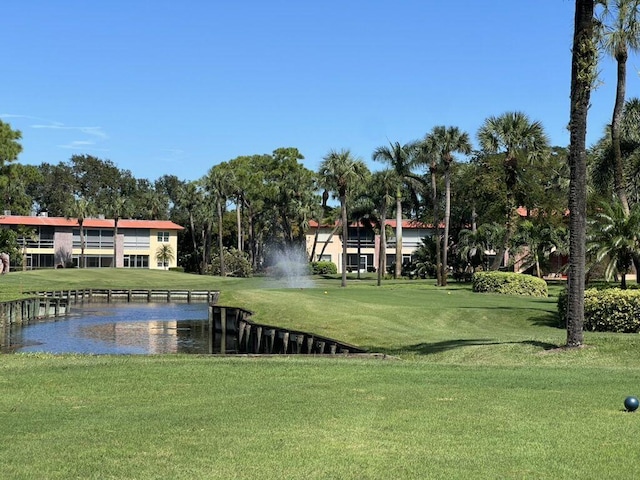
[2,303,212,354]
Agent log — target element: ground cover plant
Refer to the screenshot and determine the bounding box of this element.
[2,270,640,479]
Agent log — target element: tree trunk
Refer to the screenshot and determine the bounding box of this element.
[395,188,403,279]
[79,220,86,268]
[612,52,631,216]
[309,227,320,262]
[113,217,119,268]
[318,223,341,260]
[377,206,388,287]
[431,166,442,286]
[356,223,361,280]
[236,198,243,251]
[566,0,595,348]
[471,203,477,233]
[442,165,452,286]
[340,196,348,287]
[188,211,199,273]
[492,181,516,271]
[217,199,225,276]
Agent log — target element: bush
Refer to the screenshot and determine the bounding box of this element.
[472,271,548,297]
[168,266,184,273]
[209,248,252,277]
[558,288,640,332]
[310,261,337,275]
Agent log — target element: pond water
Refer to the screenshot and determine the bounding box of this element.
[2,303,212,354]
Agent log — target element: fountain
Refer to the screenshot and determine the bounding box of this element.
[269,246,315,289]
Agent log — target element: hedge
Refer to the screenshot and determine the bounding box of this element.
[558,288,640,332]
[472,271,548,297]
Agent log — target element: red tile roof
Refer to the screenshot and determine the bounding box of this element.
[0,215,184,230]
[308,219,431,229]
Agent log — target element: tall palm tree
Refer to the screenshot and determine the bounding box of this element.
[204,165,233,277]
[177,181,203,272]
[416,139,443,285]
[319,149,369,287]
[597,0,640,215]
[477,111,549,269]
[591,97,640,201]
[372,141,418,278]
[368,169,396,286]
[587,199,640,288]
[109,194,129,268]
[567,0,597,348]
[68,198,93,268]
[422,126,472,285]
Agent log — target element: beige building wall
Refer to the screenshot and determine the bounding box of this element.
[149,229,179,270]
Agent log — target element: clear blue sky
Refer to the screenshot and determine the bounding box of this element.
[2,1,637,182]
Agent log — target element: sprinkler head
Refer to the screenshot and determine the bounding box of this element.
[624,396,639,412]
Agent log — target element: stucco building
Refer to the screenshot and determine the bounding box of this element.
[306,219,432,273]
[0,213,183,270]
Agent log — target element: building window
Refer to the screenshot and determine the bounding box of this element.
[73,229,114,249]
[318,254,332,262]
[124,255,149,268]
[18,226,54,249]
[157,231,170,243]
[123,229,150,249]
[72,255,113,268]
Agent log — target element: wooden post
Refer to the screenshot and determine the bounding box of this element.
[220,307,227,354]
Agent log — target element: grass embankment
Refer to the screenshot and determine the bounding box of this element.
[2,270,640,479]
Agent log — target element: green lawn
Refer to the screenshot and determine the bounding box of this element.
[2,270,640,479]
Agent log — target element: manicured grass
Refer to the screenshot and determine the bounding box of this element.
[2,270,640,478]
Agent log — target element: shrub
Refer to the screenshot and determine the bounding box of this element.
[209,248,252,277]
[310,261,337,275]
[472,271,548,297]
[558,288,640,332]
[168,266,184,273]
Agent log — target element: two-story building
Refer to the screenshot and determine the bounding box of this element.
[0,213,183,270]
[306,219,433,273]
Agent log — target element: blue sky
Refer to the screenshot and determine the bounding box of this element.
[2,1,638,182]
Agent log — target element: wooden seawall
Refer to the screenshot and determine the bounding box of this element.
[0,289,219,327]
[209,305,367,355]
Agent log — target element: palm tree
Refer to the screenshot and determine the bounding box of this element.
[155,244,175,270]
[319,149,369,287]
[416,139,443,285]
[567,0,597,348]
[204,165,233,277]
[422,126,472,285]
[597,0,640,215]
[177,181,203,272]
[108,194,129,268]
[591,98,640,200]
[477,111,549,269]
[68,198,93,268]
[587,199,640,288]
[372,141,418,278]
[367,169,396,286]
[512,220,567,278]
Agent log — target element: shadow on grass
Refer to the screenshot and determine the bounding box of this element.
[383,338,559,356]
[530,313,563,328]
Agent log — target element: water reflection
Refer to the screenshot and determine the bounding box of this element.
[2,303,211,354]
